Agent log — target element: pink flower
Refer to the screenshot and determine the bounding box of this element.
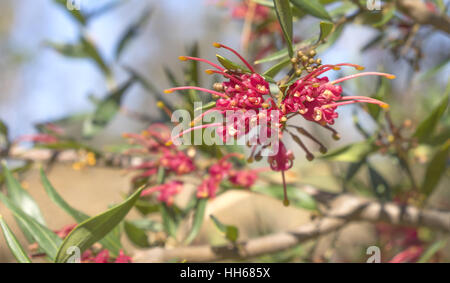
[284,64,393,126]
[114,250,133,263]
[389,246,424,263]
[229,169,259,188]
[94,250,110,263]
[142,180,183,206]
[54,224,77,239]
[16,134,59,144]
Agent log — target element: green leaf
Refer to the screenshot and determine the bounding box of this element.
[0,193,62,260]
[124,221,150,248]
[194,101,216,112]
[210,215,239,243]
[127,219,162,232]
[0,120,8,138]
[372,6,396,28]
[367,76,390,121]
[160,204,178,238]
[418,240,447,263]
[184,198,207,244]
[421,140,450,197]
[1,162,46,225]
[368,165,391,200]
[344,160,366,183]
[42,169,123,255]
[289,0,331,20]
[216,54,251,73]
[83,78,136,138]
[413,93,449,143]
[274,0,294,57]
[254,48,290,64]
[263,57,291,78]
[115,9,152,60]
[40,168,88,223]
[55,186,145,263]
[0,215,31,263]
[321,142,376,162]
[318,21,334,42]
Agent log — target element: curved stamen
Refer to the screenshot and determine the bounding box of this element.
[191,108,220,126]
[164,86,229,99]
[170,123,223,144]
[205,69,264,94]
[328,72,396,85]
[322,99,389,109]
[341,96,388,106]
[179,56,225,71]
[213,42,256,73]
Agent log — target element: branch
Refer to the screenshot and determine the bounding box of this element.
[396,0,450,34]
[133,187,450,262]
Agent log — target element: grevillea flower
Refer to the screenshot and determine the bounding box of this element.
[165,43,395,205]
[141,180,183,206]
[197,153,242,198]
[283,64,393,126]
[123,123,195,181]
[389,245,424,263]
[229,168,261,188]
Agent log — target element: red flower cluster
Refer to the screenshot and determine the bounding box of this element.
[197,153,259,198]
[123,123,195,181]
[141,181,183,206]
[165,42,394,205]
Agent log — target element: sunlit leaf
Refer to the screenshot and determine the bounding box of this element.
[184,198,207,244]
[0,215,31,263]
[1,162,46,225]
[124,221,150,248]
[289,0,331,20]
[274,0,294,57]
[216,54,251,73]
[116,9,152,60]
[263,57,291,78]
[321,142,377,162]
[421,140,450,197]
[55,186,145,263]
[318,21,334,42]
[413,92,449,143]
[0,193,62,260]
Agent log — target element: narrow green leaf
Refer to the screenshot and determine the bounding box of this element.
[0,193,62,260]
[368,165,391,200]
[83,78,136,138]
[413,93,449,143]
[55,186,145,263]
[274,0,294,57]
[160,204,178,238]
[372,6,396,27]
[254,47,289,64]
[1,162,46,225]
[318,21,334,42]
[40,168,88,222]
[263,57,291,78]
[216,54,251,73]
[124,221,150,248]
[194,101,216,112]
[290,0,331,20]
[184,198,207,244]
[0,215,31,263]
[116,9,152,60]
[210,215,239,243]
[421,140,450,197]
[418,240,447,263]
[321,142,376,162]
[53,0,87,25]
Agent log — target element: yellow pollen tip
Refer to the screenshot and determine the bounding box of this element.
[156,101,165,108]
[356,66,365,70]
[333,66,341,70]
[204,70,214,75]
[164,89,173,94]
[387,75,396,79]
[212,42,221,48]
[190,121,195,127]
[178,56,188,61]
[380,104,390,109]
[165,140,173,146]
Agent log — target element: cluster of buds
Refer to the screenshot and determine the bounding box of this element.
[165,42,395,205]
[123,123,195,182]
[124,124,259,205]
